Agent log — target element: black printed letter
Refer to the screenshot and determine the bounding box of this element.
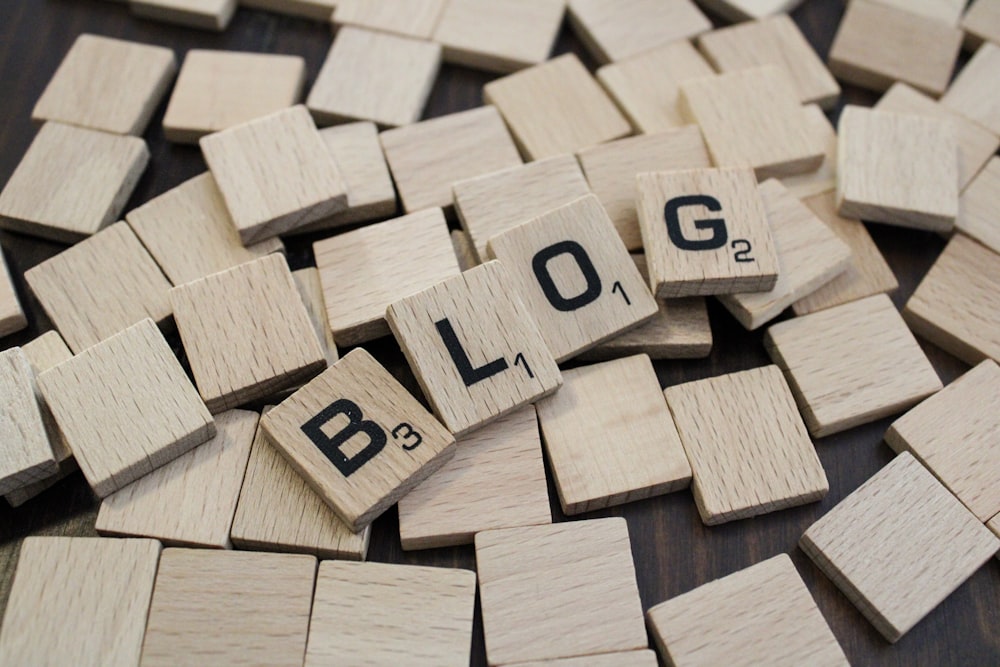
[664,195,728,251]
[531,240,602,312]
[301,399,385,477]
[435,318,509,387]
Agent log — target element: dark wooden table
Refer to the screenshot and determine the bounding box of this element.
[1,1,997,665]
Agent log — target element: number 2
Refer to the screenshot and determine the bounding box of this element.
[731,239,754,262]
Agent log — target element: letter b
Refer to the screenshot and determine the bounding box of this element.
[301,398,386,477]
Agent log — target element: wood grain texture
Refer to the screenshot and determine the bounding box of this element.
[130,0,236,30]
[239,0,335,20]
[696,0,803,22]
[96,409,258,547]
[141,548,316,666]
[647,554,848,667]
[306,561,476,666]
[941,42,1000,137]
[904,233,1000,365]
[958,156,1000,254]
[397,405,550,550]
[577,126,712,250]
[962,0,1000,49]
[778,105,837,199]
[30,33,176,135]
[475,518,647,665]
[869,0,965,24]
[0,247,25,339]
[511,651,659,667]
[766,294,943,438]
[162,49,304,142]
[0,349,57,495]
[170,254,326,412]
[380,106,522,213]
[484,54,631,161]
[800,452,999,642]
[0,537,161,667]
[331,0,448,39]
[200,105,348,243]
[664,365,828,525]
[25,221,172,353]
[0,122,149,243]
[314,208,461,346]
[451,230,479,272]
[292,268,338,367]
[306,26,441,128]
[386,261,562,436]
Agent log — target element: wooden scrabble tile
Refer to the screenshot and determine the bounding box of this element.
[647,554,848,667]
[380,106,522,213]
[0,537,161,666]
[96,410,257,547]
[241,0,336,20]
[696,0,803,22]
[596,41,715,135]
[398,405,549,550]
[170,254,326,412]
[664,365,828,524]
[904,233,1000,364]
[200,105,348,243]
[31,33,176,135]
[698,15,840,109]
[386,261,562,436]
[307,27,440,128]
[942,43,1000,137]
[332,0,448,39]
[766,294,943,437]
[580,255,712,361]
[0,247,26,338]
[577,126,712,250]
[21,330,74,374]
[990,514,1000,540]
[837,106,959,231]
[454,155,592,261]
[870,0,966,24]
[475,518,647,665]
[432,0,564,73]
[958,157,1000,254]
[801,452,999,642]
[718,179,853,330]
[25,221,173,353]
[451,230,479,271]
[777,105,838,200]
[292,268,338,367]
[679,66,825,179]
[513,652,659,667]
[306,561,476,666]
[484,54,631,161]
[163,50,304,143]
[486,195,658,361]
[828,0,963,96]
[0,349,57,495]
[538,354,691,514]
[962,0,1000,49]
[230,406,370,560]
[0,123,149,243]
[314,209,460,346]
[141,549,316,666]
[636,168,780,299]
[567,0,710,64]
[130,0,236,30]
[261,348,456,531]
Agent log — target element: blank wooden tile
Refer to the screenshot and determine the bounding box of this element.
[314,208,461,346]
[778,105,837,200]
[0,537,161,667]
[828,0,963,96]
[398,405,549,550]
[241,0,335,19]
[0,247,26,338]
[96,410,258,547]
[766,294,943,438]
[170,255,325,411]
[307,27,440,128]
[801,452,999,642]
[636,168,780,298]
[791,191,898,316]
[699,15,840,108]
[942,43,1000,137]
[680,66,825,179]
[31,33,176,135]
[567,0,710,64]
[837,106,959,231]
[476,518,647,665]
[577,126,712,250]
[513,652,659,667]
[486,195,658,361]
[332,0,448,39]
[484,54,631,160]
[962,0,1000,49]
[647,554,848,667]
[538,354,691,514]
[870,0,966,25]
[21,330,74,374]
[990,514,1000,541]
[664,365,828,525]
[904,233,1000,365]
[381,106,522,213]
[387,261,561,436]
[163,50,304,143]
[200,105,348,243]
[451,229,479,271]
[292,268,338,367]
[718,179,852,330]
[130,0,236,30]
[0,349,57,495]
[141,549,316,666]
[230,406,370,560]
[696,0,802,22]
[958,157,1000,254]
[596,41,715,135]
[0,123,149,243]
[262,348,455,531]
[25,221,173,353]
[306,561,476,666]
